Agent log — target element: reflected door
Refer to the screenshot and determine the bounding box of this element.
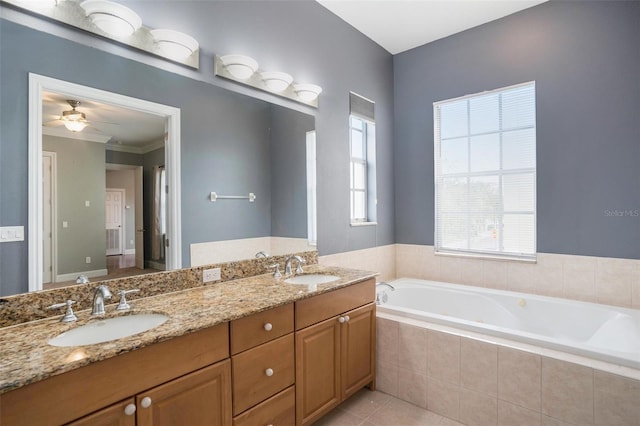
[42,152,55,283]
[106,189,124,256]
[134,167,144,269]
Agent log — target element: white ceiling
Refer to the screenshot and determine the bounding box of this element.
[317,0,547,54]
[42,91,166,153]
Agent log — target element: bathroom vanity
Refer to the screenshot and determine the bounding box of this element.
[0,265,376,425]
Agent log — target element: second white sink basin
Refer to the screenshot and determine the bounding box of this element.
[284,274,340,285]
[48,313,169,347]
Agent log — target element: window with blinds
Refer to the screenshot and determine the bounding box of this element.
[434,82,536,260]
[349,92,377,224]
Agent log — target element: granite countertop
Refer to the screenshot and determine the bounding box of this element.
[0,265,377,394]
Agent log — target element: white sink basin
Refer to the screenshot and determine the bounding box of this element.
[48,313,169,347]
[284,274,340,285]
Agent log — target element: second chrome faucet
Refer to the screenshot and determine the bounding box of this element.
[91,285,112,316]
[284,255,306,275]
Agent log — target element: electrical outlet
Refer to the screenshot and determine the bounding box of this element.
[85,256,91,264]
[203,268,221,283]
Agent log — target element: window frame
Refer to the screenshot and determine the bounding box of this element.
[349,114,376,225]
[433,81,537,261]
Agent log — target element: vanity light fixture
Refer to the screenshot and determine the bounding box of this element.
[80,0,142,38]
[219,55,259,80]
[293,84,323,102]
[150,29,199,61]
[260,71,294,93]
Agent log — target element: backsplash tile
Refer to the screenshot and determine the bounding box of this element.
[0,250,317,327]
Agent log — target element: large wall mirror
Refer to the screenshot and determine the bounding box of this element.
[27,73,316,294]
[29,73,182,292]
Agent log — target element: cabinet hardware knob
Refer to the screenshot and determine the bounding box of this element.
[265,368,274,377]
[344,315,350,322]
[124,404,136,416]
[338,316,345,323]
[140,396,152,408]
[264,322,273,331]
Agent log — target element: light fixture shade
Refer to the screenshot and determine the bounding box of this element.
[260,71,293,92]
[80,0,142,37]
[63,120,88,132]
[220,55,259,80]
[293,84,323,102]
[150,29,199,60]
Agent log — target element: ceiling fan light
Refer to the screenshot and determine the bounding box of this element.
[150,29,199,60]
[220,55,259,80]
[80,0,142,38]
[63,120,88,132]
[260,71,293,92]
[293,83,323,102]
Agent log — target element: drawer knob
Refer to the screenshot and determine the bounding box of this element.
[264,322,273,331]
[344,315,350,322]
[140,396,152,408]
[265,368,274,377]
[338,316,345,323]
[124,404,136,416]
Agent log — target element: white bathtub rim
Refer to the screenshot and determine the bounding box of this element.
[389,276,639,314]
[377,311,640,382]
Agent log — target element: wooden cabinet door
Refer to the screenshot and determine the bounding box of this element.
[136,359,232,426]
[67,398,136,426]
[295,316,341,426]
[341,303,376,399]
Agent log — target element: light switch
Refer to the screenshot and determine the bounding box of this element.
[85,200,91,207]
[63,221,68,228]
[0,226,25,242]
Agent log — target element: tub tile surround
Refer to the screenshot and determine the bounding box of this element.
[319,244,397,283]
[190,236,316,266]
[377,315,640,426]
[394,244,640,309]
[0,250,318,327]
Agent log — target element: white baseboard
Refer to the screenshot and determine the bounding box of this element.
[124,249,136,255]
[56,269,108,282]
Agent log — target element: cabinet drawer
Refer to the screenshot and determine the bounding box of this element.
[231,303,294,354]
[232,334,295,415]
[233,386,295,426]
[295,279,375,330]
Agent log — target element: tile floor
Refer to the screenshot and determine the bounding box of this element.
[313,389,464,426]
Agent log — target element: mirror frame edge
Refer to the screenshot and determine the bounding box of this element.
[28,73,182,292]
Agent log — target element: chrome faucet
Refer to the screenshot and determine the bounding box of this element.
[376,282,395,291]
[284,255,306,275]
[76,275,89,284]
[91,284,112,316]
[255,251,270,258]
[375,282,395,305]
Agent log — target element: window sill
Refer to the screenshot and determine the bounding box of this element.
[435,250,537,264]
[350,221,377,227]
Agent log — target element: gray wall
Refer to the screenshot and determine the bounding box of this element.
[270,106,315,238]
[0,0,394,296]
[106,169,136,252]
[42,136,107,275]
[394,1,640,260]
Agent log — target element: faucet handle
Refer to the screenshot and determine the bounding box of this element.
[116,289,140,311]
[295,257,306,274]
[48,300,78,323]
[269,264,282,278]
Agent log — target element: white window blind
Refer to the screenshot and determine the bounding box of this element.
[306,131,317,245]
[434,82,536,260]
[349,92,377,224]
